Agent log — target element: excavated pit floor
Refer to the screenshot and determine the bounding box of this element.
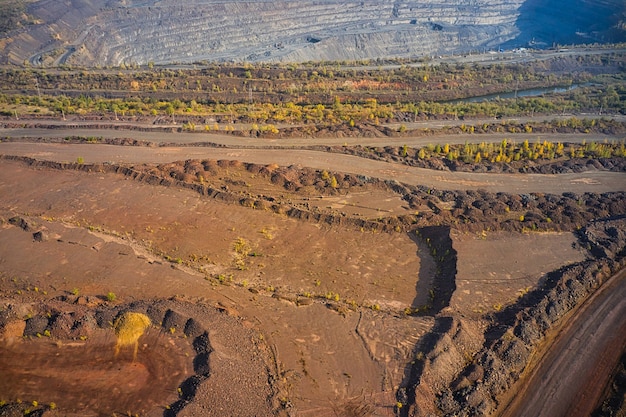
[0,330,193,416]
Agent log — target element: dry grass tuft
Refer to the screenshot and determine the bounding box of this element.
[113,312,151,360]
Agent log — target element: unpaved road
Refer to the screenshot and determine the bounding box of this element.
[1,141,625,194]
[0,127,620,148]
[2,118,625,194]
[500,269,626,417]
[2,114,624,148]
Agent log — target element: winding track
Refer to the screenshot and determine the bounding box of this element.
[1,123,625,194]
[3,113,625,147]
[0,141,625,194]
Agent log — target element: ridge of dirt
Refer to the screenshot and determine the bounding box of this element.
[2,117,625,140]
[3,132,626,175]
[1,154,625,237]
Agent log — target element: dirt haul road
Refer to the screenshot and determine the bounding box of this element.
[500,269,626,417]
[1,142,625,194]
[2,116,624,147]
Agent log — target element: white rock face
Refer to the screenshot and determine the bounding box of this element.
[90,0,525,65]
[0,0,619,66]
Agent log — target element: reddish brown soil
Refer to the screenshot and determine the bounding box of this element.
[0,128,624,416]
[450,230,586,316]
[0,330,192,416]
[0,159,430,416]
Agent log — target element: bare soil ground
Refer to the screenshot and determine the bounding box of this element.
[0,127,624,416]
[0,326,194,416]
[450,230,586,316]
[0,160,433,416]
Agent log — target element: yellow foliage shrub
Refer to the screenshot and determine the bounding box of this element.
[113,312,151,360]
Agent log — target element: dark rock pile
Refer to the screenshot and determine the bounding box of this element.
[404,217,626,416]
[3,155,626,237]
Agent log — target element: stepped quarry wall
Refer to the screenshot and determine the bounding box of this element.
[0,0,622,66]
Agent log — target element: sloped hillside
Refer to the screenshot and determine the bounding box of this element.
[0,0,623,67]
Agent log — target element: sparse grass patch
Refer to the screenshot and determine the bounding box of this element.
[232,237,253,270]
[233,237,251,256]
[260,227,274,240]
